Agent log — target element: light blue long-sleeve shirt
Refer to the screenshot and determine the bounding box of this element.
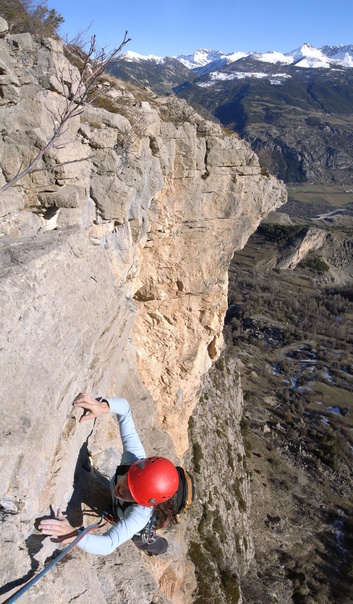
[77,397,153,555]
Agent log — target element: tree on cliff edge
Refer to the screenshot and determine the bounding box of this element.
[0,0,64,36]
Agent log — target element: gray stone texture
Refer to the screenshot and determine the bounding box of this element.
[0,21,286,604]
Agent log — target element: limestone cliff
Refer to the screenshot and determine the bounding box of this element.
[0,18,286,604]
[186,356,254,603]
[276,227,327,270]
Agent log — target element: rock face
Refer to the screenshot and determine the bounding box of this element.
[186,356,254,604]
[276,227,327,270]
[0,21,286,604]
[132,121,286,457]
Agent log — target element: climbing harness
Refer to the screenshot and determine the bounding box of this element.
[139,513,158,545]
[2,512,115,603]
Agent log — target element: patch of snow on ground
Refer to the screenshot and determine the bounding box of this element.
[340,53,353,67]
[273,363,282,376]
[270,75,292,84]
[209,71,264,81]
[296,385,313,393]
[196,81,216,88]
[320,367,335,383]
[332,509,349,560]
[295,56,332,68]
[328,406,342,415]
[330,51,353,67]
[289,375,300,389]
[257,51,293,65]
[209,71,290,81]
[226,51,250,63]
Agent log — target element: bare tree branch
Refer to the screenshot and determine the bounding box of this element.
[0,30,131,194]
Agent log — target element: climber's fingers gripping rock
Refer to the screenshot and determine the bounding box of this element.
[73,392,109,422]
[38,509,76,542]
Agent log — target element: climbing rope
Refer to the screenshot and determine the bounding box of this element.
[2,512,115,603]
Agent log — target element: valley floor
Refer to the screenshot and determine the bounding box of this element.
[189,187,353,603]
[230,191,353,603]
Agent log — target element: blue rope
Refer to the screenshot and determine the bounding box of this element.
[2,517,105,603]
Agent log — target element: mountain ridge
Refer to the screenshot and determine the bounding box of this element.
[107,42,353,184]
[120,43,353,72]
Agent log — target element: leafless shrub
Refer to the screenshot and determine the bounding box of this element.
[0,31,131,194]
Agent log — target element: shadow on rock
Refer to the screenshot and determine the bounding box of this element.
[0,438,113,599]
[67,437,113,526]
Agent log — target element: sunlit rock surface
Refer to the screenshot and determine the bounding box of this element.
[0,20,286,604]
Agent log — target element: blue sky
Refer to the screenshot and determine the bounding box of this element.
[49,0,353,57]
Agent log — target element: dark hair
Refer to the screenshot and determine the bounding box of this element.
[153,492,179,529]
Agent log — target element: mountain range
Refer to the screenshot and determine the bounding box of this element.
[123,43,353,72]
[107,44,353,184]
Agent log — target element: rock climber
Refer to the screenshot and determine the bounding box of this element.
[38,393,180,555]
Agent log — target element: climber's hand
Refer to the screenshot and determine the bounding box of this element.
[73,392,110,422]
[38,509,76,542]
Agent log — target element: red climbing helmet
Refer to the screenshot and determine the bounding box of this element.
[127,456,179,507]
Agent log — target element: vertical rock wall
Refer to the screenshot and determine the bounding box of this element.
[186,357,253,603]
[132,120,286,455]
[0,20,286,604]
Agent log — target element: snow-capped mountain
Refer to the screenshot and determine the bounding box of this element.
[320,44,353,67]
[253,44,332,68]
[284,43,339,68]
[176,48,249,74]
[122,50,166,64]
[121,43,353,73]
[115,43,353,93]
[122,48,250,70]
[109,42,353,185]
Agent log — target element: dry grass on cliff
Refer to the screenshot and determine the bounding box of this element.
[0,0,63,36]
